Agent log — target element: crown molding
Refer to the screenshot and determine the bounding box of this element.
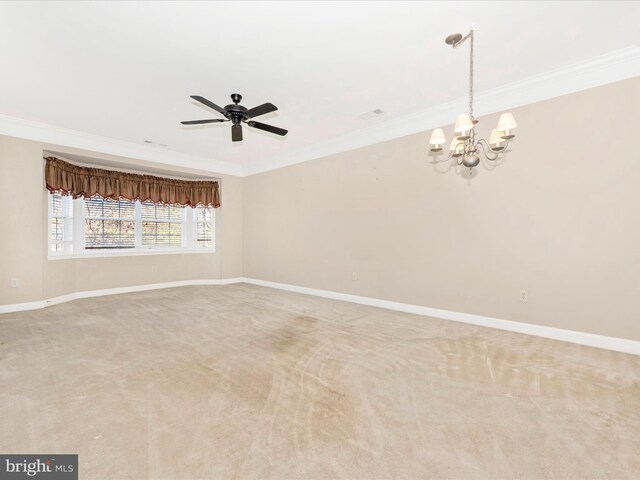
[1,46,638,178]
[0,114,243,177]
[243,46,640,176]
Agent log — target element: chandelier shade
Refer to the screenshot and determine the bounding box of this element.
[450,137,464,155]
[489,128,505,146]
[454,114,473,134]
[497,113,518,132]
[429,128,446,146]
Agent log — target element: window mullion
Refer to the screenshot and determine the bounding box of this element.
[135,201,142,249]
[74,197,85,253]
[61,197,70,248]
[184,207,192,249]
[210,208,216,250]
[47,194,53,253]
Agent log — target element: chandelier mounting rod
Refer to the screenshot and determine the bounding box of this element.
[447,30,474,121]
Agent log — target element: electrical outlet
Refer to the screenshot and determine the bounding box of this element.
[519,290,528,302]
[10,278,19,288]
[351,272,358,281]
[151,265,158,273]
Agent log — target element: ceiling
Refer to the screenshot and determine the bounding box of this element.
[0,1,638,176]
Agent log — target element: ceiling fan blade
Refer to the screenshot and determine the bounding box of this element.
[180,119,226,125]
[247,121,288,136]
[231,124,243,142]
[245,103,277,119]
[190,95,227,116]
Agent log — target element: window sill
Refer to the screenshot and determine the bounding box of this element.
[48,248,216,260]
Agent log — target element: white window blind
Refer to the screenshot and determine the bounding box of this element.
[48,193,216,257]
[83,197,136,249]
[49,194,73,254]
[141,202,184,248]
[193,206,214,248]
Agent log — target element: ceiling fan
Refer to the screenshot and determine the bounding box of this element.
[181,93,288,142]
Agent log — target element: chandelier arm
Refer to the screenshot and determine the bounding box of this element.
[479,137,511,154]
[431,150,455,163]
[476,139,501,161]
[445,140,467,161]
[499,138,511,152]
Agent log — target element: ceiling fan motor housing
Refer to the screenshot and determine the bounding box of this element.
[225,100,248,125]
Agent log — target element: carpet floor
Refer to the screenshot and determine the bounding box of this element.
[0,284,638,479]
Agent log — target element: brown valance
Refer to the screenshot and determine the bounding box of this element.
[45,157,220,208]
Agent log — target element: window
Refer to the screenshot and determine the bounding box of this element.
[84,197,136,249]
[48,194,215,257]
[141,202,184,248]
[194,206,214,248]
[49,194,73,254]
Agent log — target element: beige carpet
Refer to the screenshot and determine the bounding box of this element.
[0,284,638,479]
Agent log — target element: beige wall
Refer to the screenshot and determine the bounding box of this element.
[0,137,44,304]
[244,77,640,341]
[0,136,243,305]
[2,78,639,341]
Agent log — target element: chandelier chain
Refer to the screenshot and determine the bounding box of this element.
[469,29,474,120]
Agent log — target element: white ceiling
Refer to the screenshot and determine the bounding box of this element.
[0,1,639,176]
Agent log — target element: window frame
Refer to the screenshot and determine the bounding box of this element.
[140,201,187,250]
[48,193,74,255]
[83,196,137,250]
[47,195,216,259]
[193,205,215,249]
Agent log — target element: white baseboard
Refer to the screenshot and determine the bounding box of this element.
[0,300,45,314]
[241,277,640,356]
[0,278,244,314]
[2,276,637,355]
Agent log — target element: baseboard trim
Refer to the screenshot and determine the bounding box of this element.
[241,277,640,356]
[0,278,244,314]
[0,300,46,314]
[2,276,637,355]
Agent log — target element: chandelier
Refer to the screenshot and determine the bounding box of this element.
[429,29,517,171]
